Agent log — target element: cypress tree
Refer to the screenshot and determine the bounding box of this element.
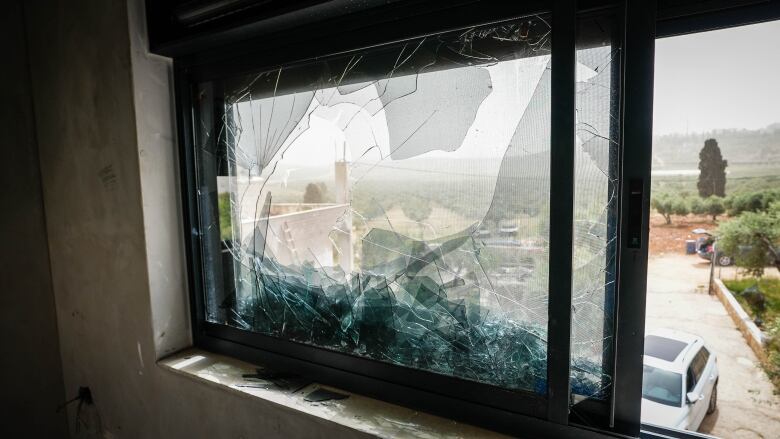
[697,138,728,197]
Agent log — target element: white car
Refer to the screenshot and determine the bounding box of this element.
[641,329,719,432]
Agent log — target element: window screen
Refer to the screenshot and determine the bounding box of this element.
[570,16,621,401]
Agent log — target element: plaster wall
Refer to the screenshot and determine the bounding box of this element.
[21,0,371,437]
[0,1,68,436]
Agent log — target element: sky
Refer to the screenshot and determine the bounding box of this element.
[653,20,780,136]
[236,54,609,170]
[236,56,553,170]
[236,20,780,170]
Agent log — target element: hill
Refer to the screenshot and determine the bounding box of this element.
[652,124,780,168]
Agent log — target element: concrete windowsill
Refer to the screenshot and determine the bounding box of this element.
[158,349,508,438]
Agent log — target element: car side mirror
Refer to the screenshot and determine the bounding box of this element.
[686,391,702,404]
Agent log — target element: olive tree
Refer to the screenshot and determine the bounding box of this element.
[690,197,706,216]
[704,196,725,221]
[726,189,780,216]
[672,197,690,218]
[651,195,674,225]
[718,202,780,277]
[652,194,689,224]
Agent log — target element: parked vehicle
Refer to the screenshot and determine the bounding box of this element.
[692,228,734,266]
[692,228,779,267]
[641,329,719,432]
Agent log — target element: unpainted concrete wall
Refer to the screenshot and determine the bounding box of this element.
[18,0,372,437]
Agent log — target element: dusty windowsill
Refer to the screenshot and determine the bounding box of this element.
[158,349,509,438]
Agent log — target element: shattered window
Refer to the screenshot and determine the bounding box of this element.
[570,23,620,401]
[191,15,606,397]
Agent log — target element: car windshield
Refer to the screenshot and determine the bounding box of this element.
[642,364,683,407]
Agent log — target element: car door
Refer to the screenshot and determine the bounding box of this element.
[684,365,700,429]
[697,348,716,407]
[687,348,710,429]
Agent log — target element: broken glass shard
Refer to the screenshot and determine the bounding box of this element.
[192,15,609,398]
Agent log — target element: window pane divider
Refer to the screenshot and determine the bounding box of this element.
[547,0,577,425]
[610,0,656,436]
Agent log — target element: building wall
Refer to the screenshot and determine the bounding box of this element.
[19,0,369,437]
[0,1,69,437]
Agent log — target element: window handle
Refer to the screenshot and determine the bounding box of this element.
[627,179,643,249]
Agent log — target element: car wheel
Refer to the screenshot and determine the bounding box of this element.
[717,255,733,266]
[707,383,718,414]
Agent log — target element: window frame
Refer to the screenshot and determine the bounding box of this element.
[172,1,656,437]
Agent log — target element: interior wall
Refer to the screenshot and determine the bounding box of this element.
[18,0,370,437]
[0,1,69,437]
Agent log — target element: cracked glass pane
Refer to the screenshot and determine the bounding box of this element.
[570,16,621,402]
[192,15,602,396]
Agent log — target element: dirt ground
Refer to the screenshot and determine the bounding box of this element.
[645,253,780,438]
[648,212,719,256]
[648,211,779,279]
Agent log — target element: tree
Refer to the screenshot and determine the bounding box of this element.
[697,138,728,198]
[726,189,780,216]
[303,182,328,203]
[652,194,691,224]
[672,198,690,218]
[690,196,724,221]
[218,193,233,240]
[690,197,706,216]
[718,202,780,277]
[652,195,675,224]
[704,196,725,221]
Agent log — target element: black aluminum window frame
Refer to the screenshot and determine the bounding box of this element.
[171,1,656,437]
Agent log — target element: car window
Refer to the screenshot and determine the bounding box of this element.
[686,367,696,393]
[691,347,710,384]
[699,347,710,367]
[643,365,683,407]
[691,353,703,383]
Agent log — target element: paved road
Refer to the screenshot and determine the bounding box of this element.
[646,254,780,439]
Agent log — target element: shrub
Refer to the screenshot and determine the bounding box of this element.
[767,317,780,388]
[726,189,780,216]
[718,207,780,277]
